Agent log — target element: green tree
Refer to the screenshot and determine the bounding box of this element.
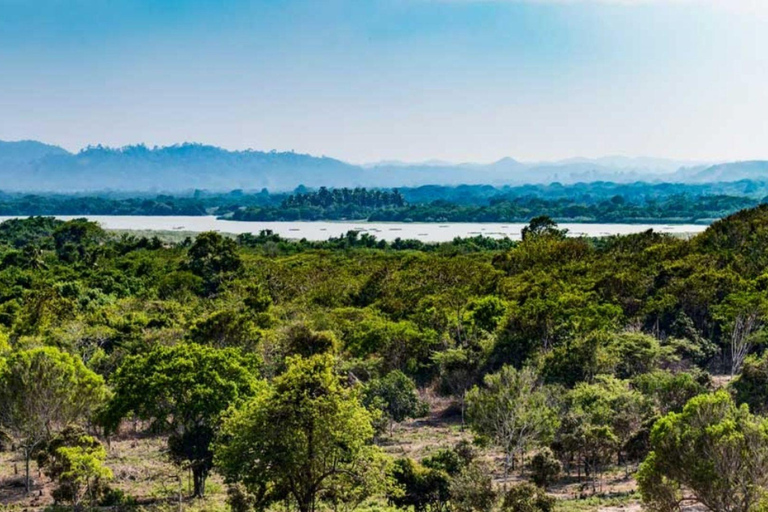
[528,448,561,489]
[52,219,108,264]
[36,427,112,510]
[388,457,451,512]
[363,370,427,434]
[186,231,242,295]
[555,376,648,487]
[215,353,387,512]
[634,370,710,415]
[466,366,557,486]
[103,343,260,498]
[521,216,567,242]
[0,347,107,494]
[608,332,667,379]
[638,391,768,512]
[449,462,497,512]
[433,343,489,428]
[501,483,556,512]
[732,352,768,414]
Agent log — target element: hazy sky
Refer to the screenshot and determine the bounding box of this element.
[1,0,766,163]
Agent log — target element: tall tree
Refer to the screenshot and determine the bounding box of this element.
[0,347,107,494]
[102,343,260,498]
[466,366,557,486]
[215,353,388,512]
[186,231,242,296]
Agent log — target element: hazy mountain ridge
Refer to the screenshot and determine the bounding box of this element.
[1,142,363,192]
[0,140,764,192]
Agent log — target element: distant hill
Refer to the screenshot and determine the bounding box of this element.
[676,161,768,183]
[0,140,70,166]
[0,142,363,192]
[0,139,765,192]
[362,157,706,187]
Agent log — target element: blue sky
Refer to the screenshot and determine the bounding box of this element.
[1,0,766,163]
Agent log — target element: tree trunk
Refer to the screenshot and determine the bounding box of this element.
[192,465,207,498]
[503,452,510,492]
[24,446,31,495]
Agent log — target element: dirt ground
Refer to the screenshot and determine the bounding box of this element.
[0,397,641,512]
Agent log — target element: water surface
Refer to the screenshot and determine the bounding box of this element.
[1,216,710,242]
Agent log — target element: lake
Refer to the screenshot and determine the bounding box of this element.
[0,216,711,242]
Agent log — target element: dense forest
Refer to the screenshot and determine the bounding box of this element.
[3,208,768,511]
[3,181,768,223]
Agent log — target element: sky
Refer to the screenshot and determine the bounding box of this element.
[0,0,767,164]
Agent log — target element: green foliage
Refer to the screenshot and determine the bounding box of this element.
[36,427,112,507]
[607,332,668,379]
[633,369,710,415]
[104,343,261,497]
[280,322,339,358]
[187,308,261,349]
[554,376,650,485]
[215,353,387,512]
[501,483,556,512]
[467,366,557,480]
[52,219,108,264]
[0,346,107,493]
[521,216,568,241]
[388,457,451,512]
[363,370,427,432]
[4,205,768,507]
[528,449,562,489]
[732,351,768,414]
[185,231,242,295]
[449,462,497,512]
[638,391,768,512]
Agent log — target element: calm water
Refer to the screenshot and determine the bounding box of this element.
[1,216,711,242]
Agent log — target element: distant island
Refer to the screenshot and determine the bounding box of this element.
[0,182,765,224]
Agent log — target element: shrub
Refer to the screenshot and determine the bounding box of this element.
[528,449,562,489]
[501,483,556,512]
[450,462,497,512]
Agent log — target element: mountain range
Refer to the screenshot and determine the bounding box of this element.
[0,140,764,192]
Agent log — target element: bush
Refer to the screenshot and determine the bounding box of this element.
[450,462,497,512]
[528,449,562,489]
[501,483,556,512]
[388,457,450,512]
[363,370,428,433]
[99,487,137,509]
[227,484,256,512]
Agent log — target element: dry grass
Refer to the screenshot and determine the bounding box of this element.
[0,398,640,512]
[0,430,228,511]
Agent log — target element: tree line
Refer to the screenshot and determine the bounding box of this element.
[0,182,767,223]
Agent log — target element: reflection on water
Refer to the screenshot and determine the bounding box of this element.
[0,216,710,243]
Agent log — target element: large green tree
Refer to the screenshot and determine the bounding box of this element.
[0,346,107,494]
[638,391,768,512]
[215,353,388,512]
[185,231,242,296]
[103,343,260,497]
